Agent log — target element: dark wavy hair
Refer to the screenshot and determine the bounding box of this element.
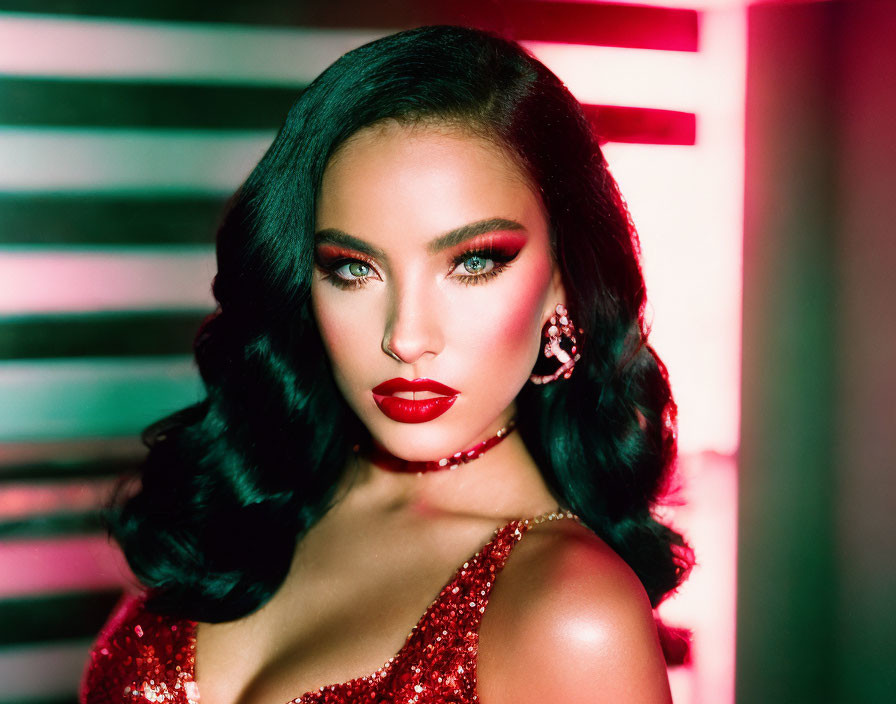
[103,25,692,623]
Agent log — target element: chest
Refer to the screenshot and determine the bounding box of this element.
[189,528,505,704]
[192,584,437,702]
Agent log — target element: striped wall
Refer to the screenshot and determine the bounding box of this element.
[0,3,739,703]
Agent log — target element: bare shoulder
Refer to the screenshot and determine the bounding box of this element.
[476,519,671,704]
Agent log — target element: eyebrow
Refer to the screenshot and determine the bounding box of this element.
[313,217,526,259]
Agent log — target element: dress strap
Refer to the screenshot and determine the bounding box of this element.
[523,507,581,526]
[479,507,581,577]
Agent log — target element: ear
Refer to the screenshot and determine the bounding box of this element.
[542,264,569,324]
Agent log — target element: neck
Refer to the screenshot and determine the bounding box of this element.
[335,418,559,524]
[363,418,517,475]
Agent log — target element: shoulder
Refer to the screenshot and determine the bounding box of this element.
[79,590,168,704]
[477,520,671,704]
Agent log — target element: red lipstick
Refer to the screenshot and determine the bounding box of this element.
[371,378,460,423]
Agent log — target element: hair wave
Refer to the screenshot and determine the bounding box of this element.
[103,25,692,623]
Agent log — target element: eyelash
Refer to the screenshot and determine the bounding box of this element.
[316,246,520,291]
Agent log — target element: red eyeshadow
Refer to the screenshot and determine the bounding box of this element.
[314,244,370,262]
[450,232,527,255]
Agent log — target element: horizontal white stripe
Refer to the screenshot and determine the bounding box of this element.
[0,246,216,313]
[0,638,94,698]
[0,356,201,441]
[0,12,389,85]
[522,41,704,113]
[0,127,273,193]
[0,13,704,113]
[0,533,130,598]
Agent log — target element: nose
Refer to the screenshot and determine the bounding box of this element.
[382,281,443,365]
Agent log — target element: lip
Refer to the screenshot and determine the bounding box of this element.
[371,377,460,424]
[372,378,460,396]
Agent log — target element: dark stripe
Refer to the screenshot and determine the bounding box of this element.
[0,312,208,360]
[0,697,77,704]
[0,589,122,647]
[8,1,699,51]
[0,456,139,483]
[0,100,690,249]
[0,83,694,148]
[0,193,225,245]
[0,438,143,486]
[585,105,698,146]
[0,512,104,540]
[0,77,301,128]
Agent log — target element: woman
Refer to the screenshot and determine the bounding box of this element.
[81,25,690,704]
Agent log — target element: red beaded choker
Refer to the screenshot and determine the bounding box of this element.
[364,418,517,474]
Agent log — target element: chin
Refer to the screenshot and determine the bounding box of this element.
[363,405,512,462]
[369,424,463,462]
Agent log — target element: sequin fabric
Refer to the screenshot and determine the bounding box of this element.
[79,589,200,704]
[80,512,578,704]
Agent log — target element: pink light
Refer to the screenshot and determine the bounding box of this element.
[0,12,384,85]
[0,535,134,599]
[0,248,215,313]
[0,478,118,520]
[527,8,747,704]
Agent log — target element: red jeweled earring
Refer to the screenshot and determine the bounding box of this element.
[529,304,582,385]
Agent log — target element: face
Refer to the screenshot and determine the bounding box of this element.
[311,121,565,461]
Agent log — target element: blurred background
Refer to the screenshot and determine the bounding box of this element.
[0,1,892,702]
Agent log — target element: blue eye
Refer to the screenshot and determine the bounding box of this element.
[451,247,520,285]
[461,255,494,275]
[316,246,522,291]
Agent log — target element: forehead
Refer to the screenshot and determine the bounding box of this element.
[325,119,528,181]
[316,122,545,242]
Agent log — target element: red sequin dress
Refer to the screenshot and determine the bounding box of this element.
[80,512,578,704]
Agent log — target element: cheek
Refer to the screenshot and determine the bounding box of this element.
[451,267,549,372]
[311,284,375,388]
[492,286,544,358]
[499,283,545,341]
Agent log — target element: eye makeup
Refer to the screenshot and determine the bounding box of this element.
[449,244,521,286]
[314,244,380,290]
[313,232,527,290]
